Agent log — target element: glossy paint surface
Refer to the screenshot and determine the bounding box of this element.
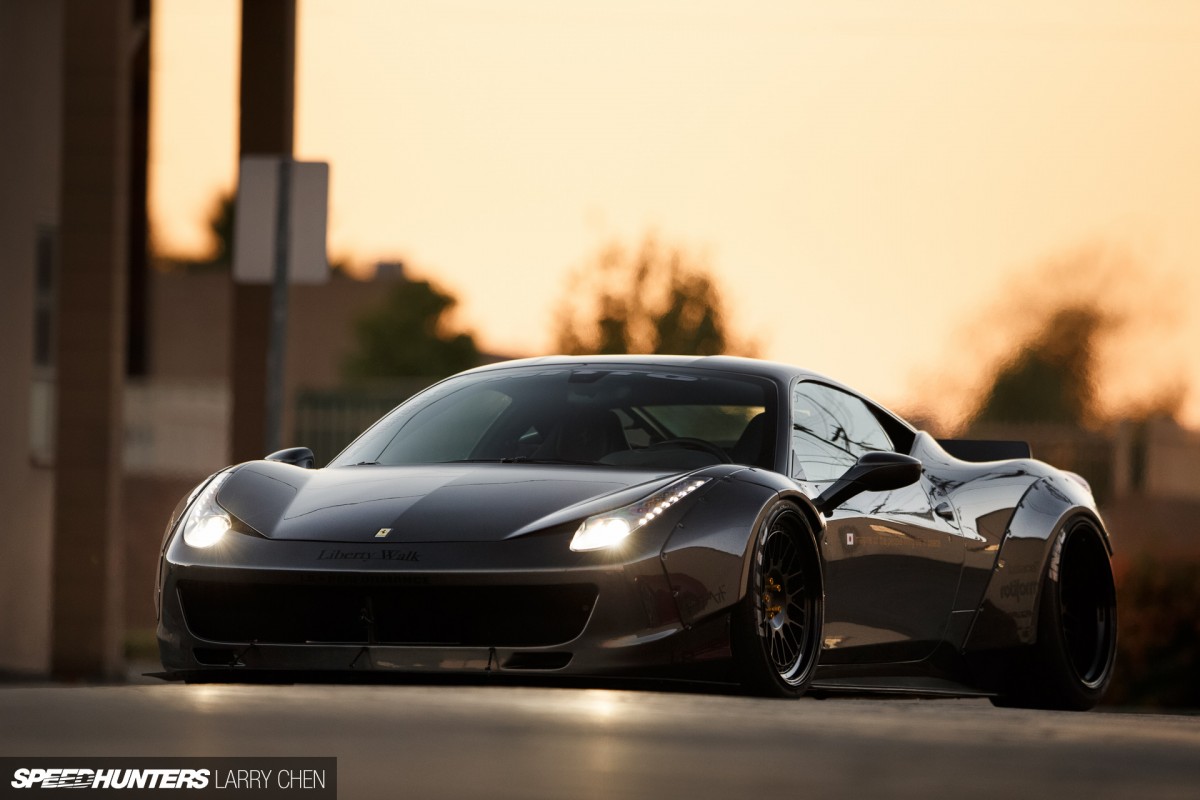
[157,355,1111,696]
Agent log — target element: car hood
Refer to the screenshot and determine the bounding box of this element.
[215,461,684,543]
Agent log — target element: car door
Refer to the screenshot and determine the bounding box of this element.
[790,381,964,664]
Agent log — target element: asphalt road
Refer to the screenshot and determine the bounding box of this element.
[2,681,1198,799]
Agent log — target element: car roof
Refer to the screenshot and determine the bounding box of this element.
[459,355,916,435]
[460,354,879,397]
[463,354,808,382]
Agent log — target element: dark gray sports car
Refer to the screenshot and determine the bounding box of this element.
[156,356,1117,709]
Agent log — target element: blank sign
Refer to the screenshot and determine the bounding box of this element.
[233,157,329,285]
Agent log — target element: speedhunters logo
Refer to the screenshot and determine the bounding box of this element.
[2,759,335,797]
[11,769,209,789]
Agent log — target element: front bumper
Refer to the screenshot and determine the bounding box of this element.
[156,528,736,680]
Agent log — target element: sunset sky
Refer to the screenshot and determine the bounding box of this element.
[149,0,1200,427]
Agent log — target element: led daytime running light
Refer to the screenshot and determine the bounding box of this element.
[570,477,709,552]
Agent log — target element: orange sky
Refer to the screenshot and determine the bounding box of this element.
[149,0,1200,427]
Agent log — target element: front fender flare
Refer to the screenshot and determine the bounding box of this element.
[660,469,824,627]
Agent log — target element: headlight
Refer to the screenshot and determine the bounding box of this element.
[570,477,710,552]
[180,471,234,548]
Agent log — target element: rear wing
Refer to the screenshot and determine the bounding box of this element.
[937,438,1031,462]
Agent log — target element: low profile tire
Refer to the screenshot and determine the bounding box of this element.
[991,519,1117,711]
[732,502,824,698]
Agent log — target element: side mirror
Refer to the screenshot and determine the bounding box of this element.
[265,446,315,469]
[814,451,921,515]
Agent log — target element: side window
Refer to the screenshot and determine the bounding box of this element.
[791,382,893,482]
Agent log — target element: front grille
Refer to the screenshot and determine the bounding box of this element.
[178,580,598,648]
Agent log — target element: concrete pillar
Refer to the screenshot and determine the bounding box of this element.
[230,0,296,463]
[0,0,62,677]
[51,0,132,680]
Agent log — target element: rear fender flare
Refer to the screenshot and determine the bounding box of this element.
[963,474,1110,652]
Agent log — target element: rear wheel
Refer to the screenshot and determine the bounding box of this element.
[733,502,823,697]
[992,519,1116,710]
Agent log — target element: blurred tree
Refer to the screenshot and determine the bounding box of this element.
[554,235,756,356]
[342,277,481,380]
[971,306,1108,427]
[155,193,234,272]
[964,248,1186,431]
[208,192,235,267]
[910,246,1187,435]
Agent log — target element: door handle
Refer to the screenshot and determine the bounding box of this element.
[934,501,957,524]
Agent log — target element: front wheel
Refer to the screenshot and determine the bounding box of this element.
[991,519,1117,710]
[732,502,824,697]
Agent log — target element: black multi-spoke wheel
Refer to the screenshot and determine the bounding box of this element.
[733,502,823,697]
[992,518,1116,711]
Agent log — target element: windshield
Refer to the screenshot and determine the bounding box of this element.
[329,366,777,471]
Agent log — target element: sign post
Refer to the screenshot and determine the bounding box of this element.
[233,156,329,454]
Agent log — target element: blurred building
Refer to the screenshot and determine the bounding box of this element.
[128,265,412,475]
[0,0,60,677]
[0,0,149,678]
[0,0,311,678]
[0,0,463,678]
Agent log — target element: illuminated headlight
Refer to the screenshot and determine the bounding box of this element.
[180,471,234,548]
[570,477,710,552]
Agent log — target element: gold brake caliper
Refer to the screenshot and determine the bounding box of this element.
[763,575,784,620]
